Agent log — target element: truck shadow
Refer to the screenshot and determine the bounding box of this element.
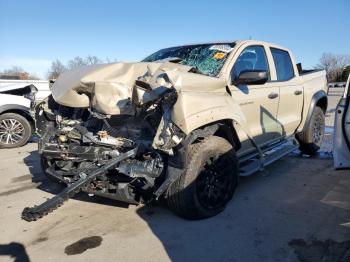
[135,175,269,262]
[23,150,63,194]
[134,159,350,262]
[0,242,30,262]
[133,168,291,262]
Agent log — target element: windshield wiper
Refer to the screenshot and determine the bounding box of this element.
[189,66,206,75]
[154,57,206,76]
[155,57,183,63]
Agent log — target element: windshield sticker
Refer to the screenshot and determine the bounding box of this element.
[213,52,226,60]
[209,44,233,53]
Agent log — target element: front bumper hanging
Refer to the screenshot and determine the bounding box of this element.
[21,147,138,222]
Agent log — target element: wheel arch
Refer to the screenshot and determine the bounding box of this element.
[316,96,328,113]
[184,119,241,151]
[0,105,34,130]
[301,90,327,132]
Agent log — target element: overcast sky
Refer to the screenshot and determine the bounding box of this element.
[0,0,349,79]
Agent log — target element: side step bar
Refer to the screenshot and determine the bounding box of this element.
[239,138,299,176]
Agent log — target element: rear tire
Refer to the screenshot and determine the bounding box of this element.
[0,113,32,149]
[166,136,238,220]
[296,106,325,155]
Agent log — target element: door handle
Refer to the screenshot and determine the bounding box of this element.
[294,90,303,95]
[268,92,279,99]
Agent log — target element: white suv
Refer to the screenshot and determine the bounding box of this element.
[0,80,51,148]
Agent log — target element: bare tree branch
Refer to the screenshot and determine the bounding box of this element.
[47,59,66,79]
[85,55,102,65]
[316,52,350,82]
[67,56,86,70]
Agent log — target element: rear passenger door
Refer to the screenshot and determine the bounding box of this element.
[270,48,303,136]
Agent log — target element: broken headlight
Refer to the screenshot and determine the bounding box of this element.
[152,118,185,154]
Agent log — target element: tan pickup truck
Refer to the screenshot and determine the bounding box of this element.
[22,40,328,221]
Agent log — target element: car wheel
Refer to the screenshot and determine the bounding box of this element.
[296,106,325,155]
[166,136,238,219]
[0,113,32,149]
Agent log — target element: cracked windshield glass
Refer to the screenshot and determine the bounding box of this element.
[143,43,235,77]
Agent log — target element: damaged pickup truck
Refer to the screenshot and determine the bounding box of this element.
[22,40,328,221]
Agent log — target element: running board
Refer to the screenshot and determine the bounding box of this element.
[239,138,298,176]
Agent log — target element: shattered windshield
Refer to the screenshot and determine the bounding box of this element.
[142,43,235,77]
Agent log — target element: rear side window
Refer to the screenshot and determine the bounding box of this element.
[270,48,295,81]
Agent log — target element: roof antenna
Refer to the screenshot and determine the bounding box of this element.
[249,35,252,40]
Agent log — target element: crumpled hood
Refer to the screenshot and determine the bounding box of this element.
[51,61,227,115]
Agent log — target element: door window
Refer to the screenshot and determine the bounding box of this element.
[270,48,295,81]
[232,45,270,80]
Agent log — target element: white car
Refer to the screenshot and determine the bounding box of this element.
[0,80,51,148]
[334,74,350,168]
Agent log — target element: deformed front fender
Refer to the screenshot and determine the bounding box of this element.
[162,69,248,135]
[171,89,247,135]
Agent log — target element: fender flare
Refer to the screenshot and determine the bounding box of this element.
[301,90,327,132]
[0,104,33,121]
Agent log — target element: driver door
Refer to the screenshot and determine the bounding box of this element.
[334,74,350,169]
[228,45,282,154]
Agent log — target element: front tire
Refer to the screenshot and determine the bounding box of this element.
[296,106,325,155]
[0,113,32,149]
[166,136,238,220]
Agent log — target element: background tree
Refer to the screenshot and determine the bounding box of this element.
[67,55,103,70]
[1,55,114,80]
[85,55,103,65]
[316,52,350,82]
[67,56,86,69]
[47,55,111,79]
[2,66,25,76]
[47,59,66,79]
[339,65,350,82]
[0,66,40,80]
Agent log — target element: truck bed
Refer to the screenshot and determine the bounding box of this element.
[299,69,327,87]
[299,68,324,76]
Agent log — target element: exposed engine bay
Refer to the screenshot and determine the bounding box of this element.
[37,87,182,198]
[21,62,193,221]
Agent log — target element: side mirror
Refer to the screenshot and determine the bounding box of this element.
[232,70,268,85]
